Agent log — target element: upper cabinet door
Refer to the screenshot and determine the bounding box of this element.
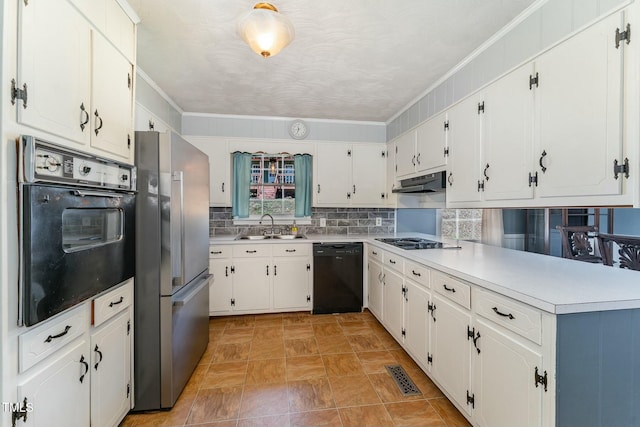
[416,111,448,173]
[314,143,351,206]
[394,130,417,177]
[18,0,91,146]
[91,31,134,161]
[483,62,535,201]
[351,144,386,207]
[535,12,624,199]
[446,95,483,203]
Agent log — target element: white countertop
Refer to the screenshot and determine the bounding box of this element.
[210,233,640,315]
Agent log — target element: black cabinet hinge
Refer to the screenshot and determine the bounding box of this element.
[127,320,131,335]
[427,353,433,364]
[127,383,130,397]
[231,298,235,307]
[11,79,28,109]
[614,158,630,180]
[381,150,386,158]
[307,264,311,271]
[401,328,406,337]
[307,295,311,302]
[467,390,475,408]
[477,180,485,192]
[444,147,449,157]
[11,397,29,426]
[616,23,631,49]
[529,72,539,90]
[534,367,548,392]
[230,266,235,274]
[127,134,131,149]
[149,119,155,131]
[347,149,352,157]
[128,73,132,89]
[528,171,538,187]
[427,302,436,322]
[444,120,449,131]
[477,101,485,114]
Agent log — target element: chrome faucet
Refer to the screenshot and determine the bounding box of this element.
[259,214,275,235]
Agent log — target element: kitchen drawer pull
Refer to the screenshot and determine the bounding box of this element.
[221,182,225,192]
[79,355,89,383]
[80,103,89,131]
[109,296,124,307]
[443,284,456,293]
[44,325,71,343]
[372,251,378,255]
[94,345,103,370]
[246,250,257,253]
[411,270,421,277]
[389,259,396,264]
[492,307,515,320]
[94,109,103,136]
[285,249,297,253]
[211,250,222,255]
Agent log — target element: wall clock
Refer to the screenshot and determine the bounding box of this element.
[289,119,309,140]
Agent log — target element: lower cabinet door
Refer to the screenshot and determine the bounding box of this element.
[367,260,384,321]
[403,280,430,368]
[473,319,543,427]
[209,259,233,314]
[91,310,131,427]
[431,294,472,415]
[232,258,271,311]
[18,338,90,427]
[273,257,311,310]
[383,268,404,343]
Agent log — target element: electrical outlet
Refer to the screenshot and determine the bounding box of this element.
[375,217,382,226]
[320,218,327,227]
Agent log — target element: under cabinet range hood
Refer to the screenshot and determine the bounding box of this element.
[392,172,446,193]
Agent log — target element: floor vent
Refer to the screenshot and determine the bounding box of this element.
[385,365,421,396]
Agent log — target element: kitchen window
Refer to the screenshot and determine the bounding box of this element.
[232,151,312,222]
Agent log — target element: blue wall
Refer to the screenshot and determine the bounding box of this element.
[396,209,438,235]
[614,208,640,235]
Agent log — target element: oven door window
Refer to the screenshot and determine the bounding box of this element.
[62,208,123,252]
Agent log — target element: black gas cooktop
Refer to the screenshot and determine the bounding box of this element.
[375,237,444,250]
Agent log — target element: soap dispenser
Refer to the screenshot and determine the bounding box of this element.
[291,220,297,235]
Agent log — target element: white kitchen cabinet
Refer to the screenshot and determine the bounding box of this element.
[232,257,271,311]
[403,279,431,369]
[535,12,625,199]
[314,142,386,207]
[367,258,384,321]
[415,112,448,174]
[16,0,135,163]
[208,247,234,315]
[446,95,483,204]
[394,130,418,178]
[187,137,231,207]
[472,318,543,427]
[482,62,535,202]
[272,255,312,310]
[90,31,134,160]
[431,293,472,415]
[382,267,405,343]
[90,310,132,427]
[135,103,170,133]
[17,338,91,427]
[384,140,397,206]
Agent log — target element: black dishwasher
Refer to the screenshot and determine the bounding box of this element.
[313,243,363,314]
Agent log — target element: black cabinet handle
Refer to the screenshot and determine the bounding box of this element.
[483,163,490,181]
[211,250,222,255]
[109,296,124,308]
[246,250,257,253]
[80,103,89,131]
[266,265,269,275]
[412,270,421,277]
[492,307,515,320]
[372,251,378,255]
[539,150,547,173]
[274,265,277,276]
[221,182,225,192]
[225,266,228,277]
[94,345,103,370]
[44,325,71,343]
[79,355,89,383]
[447,172,454,186]
[443,284,456,293]
[285,249,297,253]
[94,110,103,136]
[389,259,396,264]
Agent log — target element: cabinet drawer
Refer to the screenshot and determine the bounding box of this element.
[209,246,231,259]
[474,289,542,345]
[432,271,471,310]
[92,279,133,327]
[405,260,430,288]
[19,304,88,373]
[384,251,404,273]
[232,244,272,258]
[367,245,384,263]
[272,243,311,257]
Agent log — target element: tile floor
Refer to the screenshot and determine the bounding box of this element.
[121,311,471,427]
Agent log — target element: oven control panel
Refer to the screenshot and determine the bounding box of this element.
[20,136,135,191]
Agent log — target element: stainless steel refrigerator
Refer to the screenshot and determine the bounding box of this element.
[133,131,211,410]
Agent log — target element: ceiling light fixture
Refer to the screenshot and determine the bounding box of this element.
[237,2,294,58]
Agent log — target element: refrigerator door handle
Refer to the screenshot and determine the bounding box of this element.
[173,274,212,306]
[172,171,186,287]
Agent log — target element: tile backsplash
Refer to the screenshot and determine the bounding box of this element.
[210,207,395,237]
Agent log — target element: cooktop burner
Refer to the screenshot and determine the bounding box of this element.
[376,237,443,250]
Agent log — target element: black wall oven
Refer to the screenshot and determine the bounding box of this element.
[19,136,136,327]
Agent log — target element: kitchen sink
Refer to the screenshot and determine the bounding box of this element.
[234,234,306,240]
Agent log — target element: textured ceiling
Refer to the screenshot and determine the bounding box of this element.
[129,0,536,122]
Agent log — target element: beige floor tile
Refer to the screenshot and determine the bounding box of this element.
[389,348,421,371]
[248,339,286,360]
[368,372,423,403]
[338,404,394,427]
[347,334,386,352]
[254,316,284,328]
[239,382,290,418]
[183,363,210,393]
[218,327,255,344]
[199,342,216,365]
[285,337,319,357]
[322,353,365,377]
[356,350,397,374]
[337,312,368,322]
[309,314,340,324]
[284,324,315,339]
[201,361,247,388]
[212,343,251,363]
[339,321,373,335]
[186,386,243,424]
[385,400,447,427]
[429,398,472,427]
[289,409,342,427]
[237,413,290,427]
[316,335,353,354]
[226,315,256,328]
[253,326,285,342]
[246,358,286,384]
[404,367,445,399]
[286,355,327,380]
[312,322,343,337]
[328,375,381,407]
[376,331,403,350]
[287,377,335,413]
[185,420,238,427]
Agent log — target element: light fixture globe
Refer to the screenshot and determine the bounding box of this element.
[237,3,295,58]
